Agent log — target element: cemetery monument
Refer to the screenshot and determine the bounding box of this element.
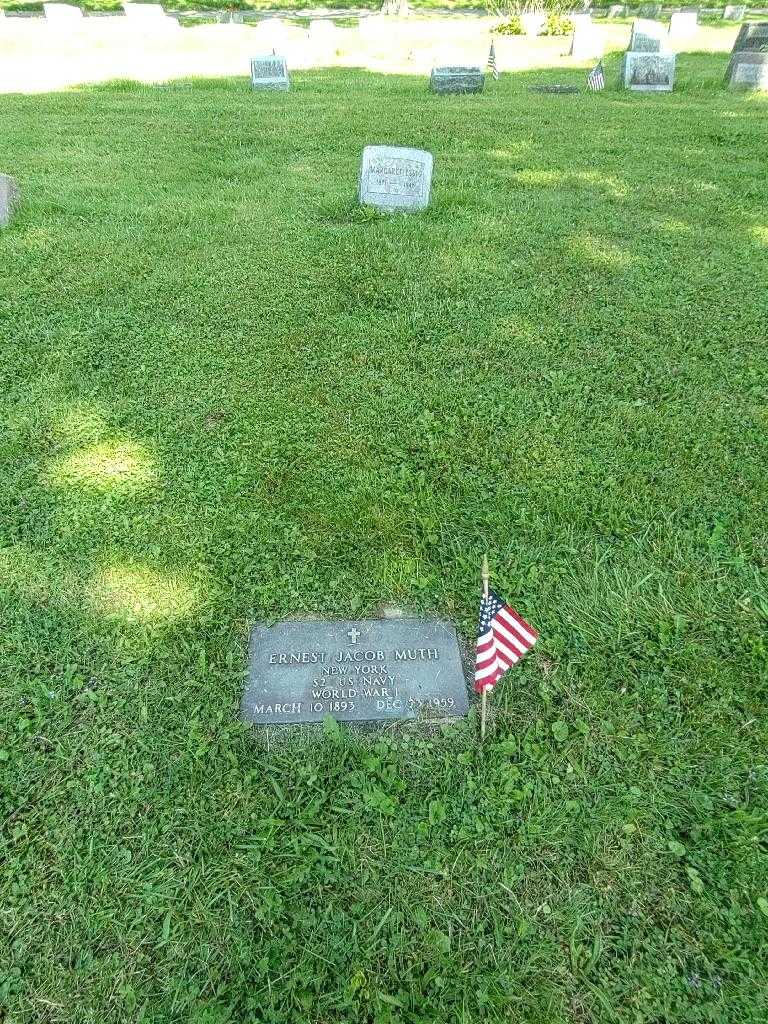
[250,55,290,91]
[359,145,433,212]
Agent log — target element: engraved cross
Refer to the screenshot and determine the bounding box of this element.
[347,627,361,645]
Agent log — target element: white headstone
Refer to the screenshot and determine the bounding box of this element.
[669,10,698,39]
[0,174,20,228]
[123,3,172,22]
[569,17,604,59]
[359,146,433,212]
[629,18,668,52]
[622,50,675,90]
[608,4,627,16]
[250,55,290,91]
[723,5,746,20]
[43,3,84,22]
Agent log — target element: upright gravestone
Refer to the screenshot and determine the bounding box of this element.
[359,145,433,212]
[726,50,768,89]
[0,174,20,228]
[43,3,84,21]
[732,22,768,52]
[608,4,627,16]
[250,55,290,90]
[638,3,661,16]
[241,618,469,725]
[569,15,604,59]
[669,9,698,40]
[430,65,485,94]
[723,5,746,20]
[622,50,676,90]
[629,18,668,52]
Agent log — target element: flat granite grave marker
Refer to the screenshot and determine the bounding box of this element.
[430,65,484,94]
[359,145,433,212]
[0,174,19,228]
[726,50,768,88]
[629,18,668,52]
[622,50,676,90]
[250,55,290,90]
[242,618,470,725]
[732,22,768,52]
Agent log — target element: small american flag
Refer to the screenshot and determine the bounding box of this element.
[475,588,538,693]
[487,40,499,80]
[587,60,605,91]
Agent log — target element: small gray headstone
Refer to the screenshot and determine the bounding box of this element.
[723,5,746,20]
[726,50,768,88]
[638,3,661,16]
[359,145,433,212]
[0,174,20,228]
[241,617,469,725]
[430,65,485,94]
[732,22,768,53]
[622,50,676,90]
[250,55,290,91]
[629,18,668,52]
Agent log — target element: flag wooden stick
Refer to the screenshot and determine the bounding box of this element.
[480,554,490,742]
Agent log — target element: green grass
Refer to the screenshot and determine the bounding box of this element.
[1,58,768,1023]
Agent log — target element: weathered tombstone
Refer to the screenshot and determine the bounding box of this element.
[569,16,604,59]
[0,174,20,229]
[638,3,661,15]
[732,22,768,52]
[669,9,698,39]
[723,5,746,20]
[726,50,768,88]
[241,618,469,726]
[359,145,433,212]
[43,3,84,21]
[250,55,290,90]
[622,50,676,89]
[629,18,668,52]
[430,65,485,94]
[608,4,627,16]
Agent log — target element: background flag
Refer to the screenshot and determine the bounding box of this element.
[587,60,605,91]
[487,40,499,80]
[474,588,537,693]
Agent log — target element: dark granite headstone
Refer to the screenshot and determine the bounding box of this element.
[726,50,768,88]
[242,617,469,725]
[430,66,485,94]
[732,22,768,53]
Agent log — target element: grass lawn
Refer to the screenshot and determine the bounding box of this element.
[1,57,767,1023]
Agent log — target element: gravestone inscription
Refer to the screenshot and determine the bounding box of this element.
[359,145,433,212]
[732,22,768,52]
[430,65,484,94]
[0,174,19,228]
[629,18,668,52]
[242,618,470,725]
[726,50,768,88]
[622,50,676,90]
[250,55,290,90]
